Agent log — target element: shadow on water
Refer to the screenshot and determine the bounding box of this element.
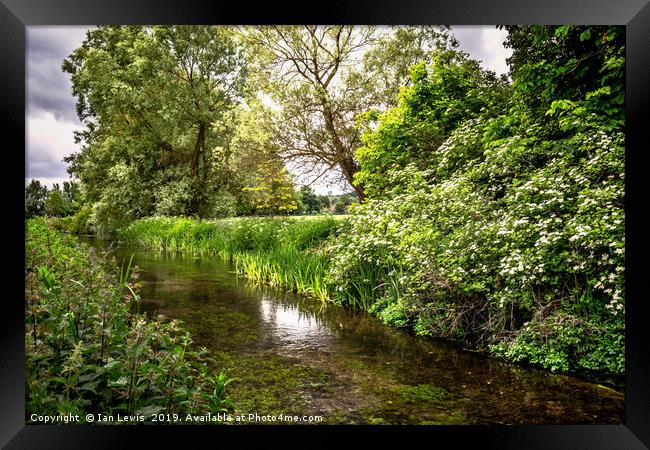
[88,239,624,425]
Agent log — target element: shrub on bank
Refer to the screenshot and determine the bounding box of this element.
[25,218,236,421]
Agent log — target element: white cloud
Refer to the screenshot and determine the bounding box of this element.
[452,26,512,76]
[26,110,83,180]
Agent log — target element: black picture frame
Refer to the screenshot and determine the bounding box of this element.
[3,0,649,448]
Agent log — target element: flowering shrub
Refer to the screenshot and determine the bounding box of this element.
[328,26,624,376]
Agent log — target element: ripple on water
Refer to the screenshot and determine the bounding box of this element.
[92,241,624,425]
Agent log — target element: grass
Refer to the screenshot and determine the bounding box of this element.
[119,215,344,302]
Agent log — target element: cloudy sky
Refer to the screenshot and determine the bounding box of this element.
[25,25,512,194]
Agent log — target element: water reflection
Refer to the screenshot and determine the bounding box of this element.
[87,239,624,424]
[259,296,335,350]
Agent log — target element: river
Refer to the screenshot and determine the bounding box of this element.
[93,240,624,425]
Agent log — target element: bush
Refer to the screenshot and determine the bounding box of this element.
[327,37,624,376]
[327,123,625,375]
[69,206,92,234]
[25,218,236,420]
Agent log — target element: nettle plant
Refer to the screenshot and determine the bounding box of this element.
[25,218,236,421]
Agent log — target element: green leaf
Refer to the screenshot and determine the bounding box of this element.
[134,405,165,417]
[49,376,68,385]
[103,359,120,370]
[79,382,99,394]
[109,376,129,387]
[554,26,570,38]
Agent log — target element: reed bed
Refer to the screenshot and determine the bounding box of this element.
[119,216,341,302]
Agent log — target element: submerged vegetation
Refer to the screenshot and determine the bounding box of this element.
[25,25,625,422]
[25,218,236,422]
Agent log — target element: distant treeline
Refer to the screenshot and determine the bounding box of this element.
[28,25,625,379]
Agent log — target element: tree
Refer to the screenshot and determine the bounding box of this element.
[25,179,48,218]
[333,200,347,214]
[332,193,357,214]
[358,26,459,109]
[354,49,510,198]
[298,186,321,213]
[502,25,624,131]
[218,100,299,216]
[63,26,247,232]
[242,160,298,215]
[318,194,331,210]
[44,186,67,217]
[245,26,457,201]
[62,181,82,214]
[245,26,375,200]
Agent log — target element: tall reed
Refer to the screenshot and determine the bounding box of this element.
[120,216,339,302]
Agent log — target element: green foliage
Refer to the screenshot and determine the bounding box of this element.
[120,216,341,302]
[333,200,347,214]
[62,181,83,214]
[354,50,509,198]
[54,206,93,235]
[489,310,624,374]
[329,27,625,376]
[318,195,331,209]
[207,188,239,219]
[369,298,409,328]
[298,186,321,213]
[360,26,459,108]
[153,166,197,217]
[25,179,49,218]
[330,193,357,215]
[503,25,624,128]
[44,188,68,218]
[39,181,84,219]
[246,26,458,198]
[242,161,299,215]
[63,25,248,229]
[25,218,236,421]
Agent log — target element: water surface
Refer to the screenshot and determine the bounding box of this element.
[98,242,624,425]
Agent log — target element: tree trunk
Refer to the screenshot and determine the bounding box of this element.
[190,123,205,177]
[318,93,365,201]
[199,133,210,218]
[339,156,365,201]
[190,122,206,215]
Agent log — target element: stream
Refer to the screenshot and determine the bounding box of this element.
[92,240,624,425]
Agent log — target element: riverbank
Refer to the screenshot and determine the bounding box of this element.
[119,215,341,301]
[117,215,624,386]
[25,218,236,422]
[86,236,626,424]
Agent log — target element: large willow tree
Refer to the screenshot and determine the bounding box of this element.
[63,26,247,235]
[245,25,457,200]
